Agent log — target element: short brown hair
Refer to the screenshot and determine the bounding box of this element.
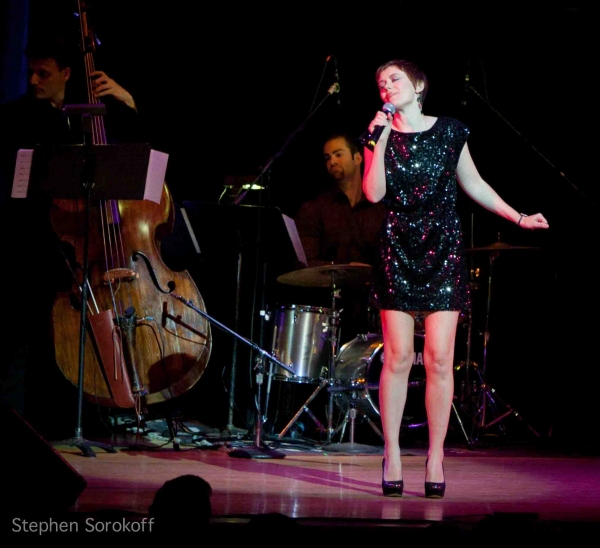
[25,34,77,71]
[375,59,429,107]
[324,133,361,157]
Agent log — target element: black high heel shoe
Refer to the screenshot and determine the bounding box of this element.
[424,458,446,498]
[382,459,404,497]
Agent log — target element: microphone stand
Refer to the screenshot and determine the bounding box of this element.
[233,83,340,207]
[463,83,569,442]
[225,229,244,435]
[230,82,339,437]
[171,293,294,458]
[466,83,595,209]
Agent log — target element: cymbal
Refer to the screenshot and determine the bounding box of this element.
[277,263,373,287]
[466,240,540,252]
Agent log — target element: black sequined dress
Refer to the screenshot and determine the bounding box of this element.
[368,117,471,313]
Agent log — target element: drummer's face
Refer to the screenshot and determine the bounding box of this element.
[323,138,361,182]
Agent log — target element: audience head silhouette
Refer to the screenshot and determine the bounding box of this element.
[149,474,212,533]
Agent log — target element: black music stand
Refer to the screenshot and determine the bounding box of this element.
[181,202,307,441]
[19,143,165,203]
[13,132,167,457]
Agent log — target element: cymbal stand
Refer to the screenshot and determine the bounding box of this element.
[325,276,341,443]
[323,386,383,453]
[453,307,476,448]
[338,402,384,443]
[467,250,540,442]
[320,275,381,453]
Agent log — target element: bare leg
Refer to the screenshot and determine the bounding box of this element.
[423,310,460,483]
[379,310,415,481]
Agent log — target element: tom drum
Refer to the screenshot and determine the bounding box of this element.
[271,304,332,384]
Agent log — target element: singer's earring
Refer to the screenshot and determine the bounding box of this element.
[416,92,423,110]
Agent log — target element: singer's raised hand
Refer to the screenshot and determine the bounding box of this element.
[367,103,396,147]
[368,110,392,135]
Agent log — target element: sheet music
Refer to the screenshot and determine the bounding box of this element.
[11,145,169,204]
[11,149,34,198]
[145,149,169,204]
[179,207,202,255]
[282,213,307,267]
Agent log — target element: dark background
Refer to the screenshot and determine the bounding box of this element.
[1,1,598,449]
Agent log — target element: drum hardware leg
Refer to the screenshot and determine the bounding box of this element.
[261,309,276,428]
[322,398,381,453]
[326,387,335,443]
[460,250,540,443]
[276,379,328,440]
[339,405,358,444]
[263,360,275,430]
[450,400,474,448]
[449,306,476,448]
[302,406,327,434]
[325,283,343,444]
[335,409,350,441]
[348,405,357,443]
[469,374,541,442]
[336,407,384,442]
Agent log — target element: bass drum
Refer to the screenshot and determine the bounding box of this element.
[333,332,427,428]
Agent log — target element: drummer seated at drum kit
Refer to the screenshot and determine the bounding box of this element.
[266,133,388,438]
[282,132,388,345]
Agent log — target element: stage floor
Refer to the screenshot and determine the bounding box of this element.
[6,418,600,542]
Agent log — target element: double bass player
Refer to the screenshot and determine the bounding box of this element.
[0,30,144,439]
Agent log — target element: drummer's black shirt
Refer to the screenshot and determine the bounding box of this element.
[294,186,387,268]
[273,186,388,343]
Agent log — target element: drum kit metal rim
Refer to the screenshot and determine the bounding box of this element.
[266,236,542,448]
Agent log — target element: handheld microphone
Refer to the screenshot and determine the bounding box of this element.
[367,102,396,147]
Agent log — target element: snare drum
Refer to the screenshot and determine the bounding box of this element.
[332,332,427,428]
[270,304,332,384]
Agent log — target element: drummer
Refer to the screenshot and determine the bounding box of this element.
[290,132,388,343]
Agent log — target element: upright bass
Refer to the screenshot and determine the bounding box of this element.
[50,1,211,414]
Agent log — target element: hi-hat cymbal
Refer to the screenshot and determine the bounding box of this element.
[277,263,373,287]
[466,240,540,252]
